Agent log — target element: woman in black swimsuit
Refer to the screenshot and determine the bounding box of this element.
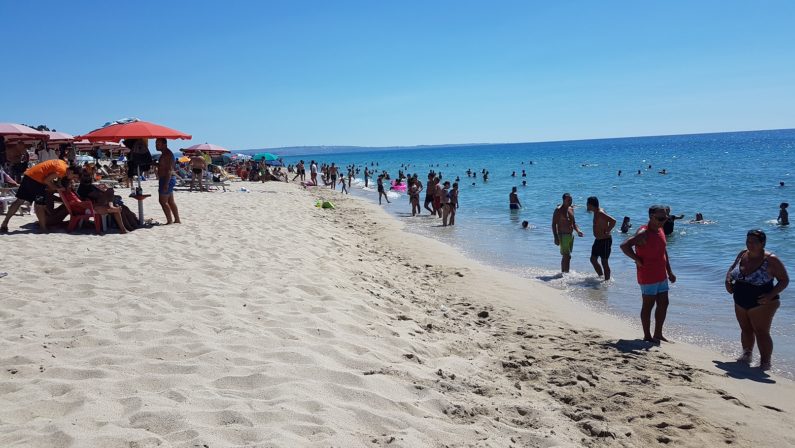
[725,230,789,370]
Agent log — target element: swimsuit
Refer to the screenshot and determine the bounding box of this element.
[731,253,778,310]
[558,233,574,256]
[509,203,520,210]
[591,237,612,259]
[159,176,176,196]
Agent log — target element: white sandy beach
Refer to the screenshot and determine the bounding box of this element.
[1,180,794,448]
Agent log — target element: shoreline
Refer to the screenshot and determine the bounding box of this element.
[1,180,793,447]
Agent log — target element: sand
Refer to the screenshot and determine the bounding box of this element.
[1,180,794,448]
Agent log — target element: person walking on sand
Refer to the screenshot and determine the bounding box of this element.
[620,205,676,343]
[587,196,617,280]
[189,152,207,192]
[338,175,348,194]
[377,174,390,205]
[156,138,180,225]
[440,181,453,226]
[725,229,789,370]
[509,187,522,210]
[552,193,584,273]
[292,160,305,182]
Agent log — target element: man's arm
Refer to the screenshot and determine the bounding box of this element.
[552,208,559,242]
[570,208,584,237]
[604,212,617,236]
[620,229,646,266]
[665,249,676,282]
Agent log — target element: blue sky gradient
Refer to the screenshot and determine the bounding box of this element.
[1,1,793,149]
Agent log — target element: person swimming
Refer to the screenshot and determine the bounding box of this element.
[522,220,529,229]
[620,216,632,233]
[779,203,789,226]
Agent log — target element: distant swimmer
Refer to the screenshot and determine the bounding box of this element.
[522,220,529,229]
[511,171,516,177]
[694,212,704,222]
[779,203,789,225]
[522,180,527,187]
[620,205,676,343]
[659,169,667,175]
[552,193,584,273]
[620,216,632,234]
[637,170,642,175]
[618,170,622,176]
[780,181,785,187]
[509,187,522,210]
[521,170,526,177]
[483,170,489,182]
[587,196,617,281]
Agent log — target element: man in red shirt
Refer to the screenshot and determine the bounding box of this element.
[620,205,677,343]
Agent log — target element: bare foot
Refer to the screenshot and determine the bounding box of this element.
[653,335,670,343]
[174,220,181,224]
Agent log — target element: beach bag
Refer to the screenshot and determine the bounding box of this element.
[120,205,139,230]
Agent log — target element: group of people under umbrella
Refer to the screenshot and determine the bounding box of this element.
[0,119,193,233]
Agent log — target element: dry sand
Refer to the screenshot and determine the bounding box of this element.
[1,180,794,448]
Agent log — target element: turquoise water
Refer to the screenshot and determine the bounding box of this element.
[285,130,795,377]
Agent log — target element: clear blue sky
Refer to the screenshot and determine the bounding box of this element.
[1,1,793,149]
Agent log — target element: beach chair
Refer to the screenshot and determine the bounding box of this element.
[60,191,108,234]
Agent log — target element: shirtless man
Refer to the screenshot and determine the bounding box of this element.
[156,138,181,224]
[329,163,338,190]
[189,152,207,192]
[586,196,617,280]
[424,173,435,214]
[552,193,584,273]
[6,142,29,182]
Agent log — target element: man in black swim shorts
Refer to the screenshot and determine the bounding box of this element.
[587,196,617,280]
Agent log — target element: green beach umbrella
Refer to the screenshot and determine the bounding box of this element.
[253,152,278,161]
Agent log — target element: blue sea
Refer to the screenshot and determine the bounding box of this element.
[284,130,795,378]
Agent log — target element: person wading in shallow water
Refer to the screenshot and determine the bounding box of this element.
[552,192,583,273]
[587,196,617,281]
[620,205,676,343]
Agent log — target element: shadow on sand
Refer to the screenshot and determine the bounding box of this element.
[712,360,776,384]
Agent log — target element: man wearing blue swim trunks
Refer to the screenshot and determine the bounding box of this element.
[156,138,181,224]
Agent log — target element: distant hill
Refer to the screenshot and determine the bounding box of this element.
[231,143,494,158]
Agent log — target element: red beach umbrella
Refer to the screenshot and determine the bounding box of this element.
[0,123,50,140]
[182,143,229,155]
[76,120,192,142]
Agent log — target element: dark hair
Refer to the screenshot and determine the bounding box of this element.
[512,186,517,192]
[562,192,571,200]
[587,196,599,208]
[156,138,167,145]
[622,216,630,221]
[781,202,789,208]
[648,204,667,216]
[747,229,767,246]
[521,220,529,228]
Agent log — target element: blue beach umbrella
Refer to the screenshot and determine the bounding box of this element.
[253,152,278,161]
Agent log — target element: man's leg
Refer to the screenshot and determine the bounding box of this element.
[168,195,181,223]
[653,292,670,342]
[640,295,656,341]
[34,204,49,233]
[562,254,571,273]
[159,195,173,224]
[601,258,611,281]
[1,199,25,230]
[590,256,603,276]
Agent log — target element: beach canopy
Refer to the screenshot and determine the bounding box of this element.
[0,123,50,140]
[182,143,229,155]
[73,139,125,152]
[44,131,74,143]
[76,120,192,142]
[253,152,278,161]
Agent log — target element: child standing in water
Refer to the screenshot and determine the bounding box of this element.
[778,203,789,226]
